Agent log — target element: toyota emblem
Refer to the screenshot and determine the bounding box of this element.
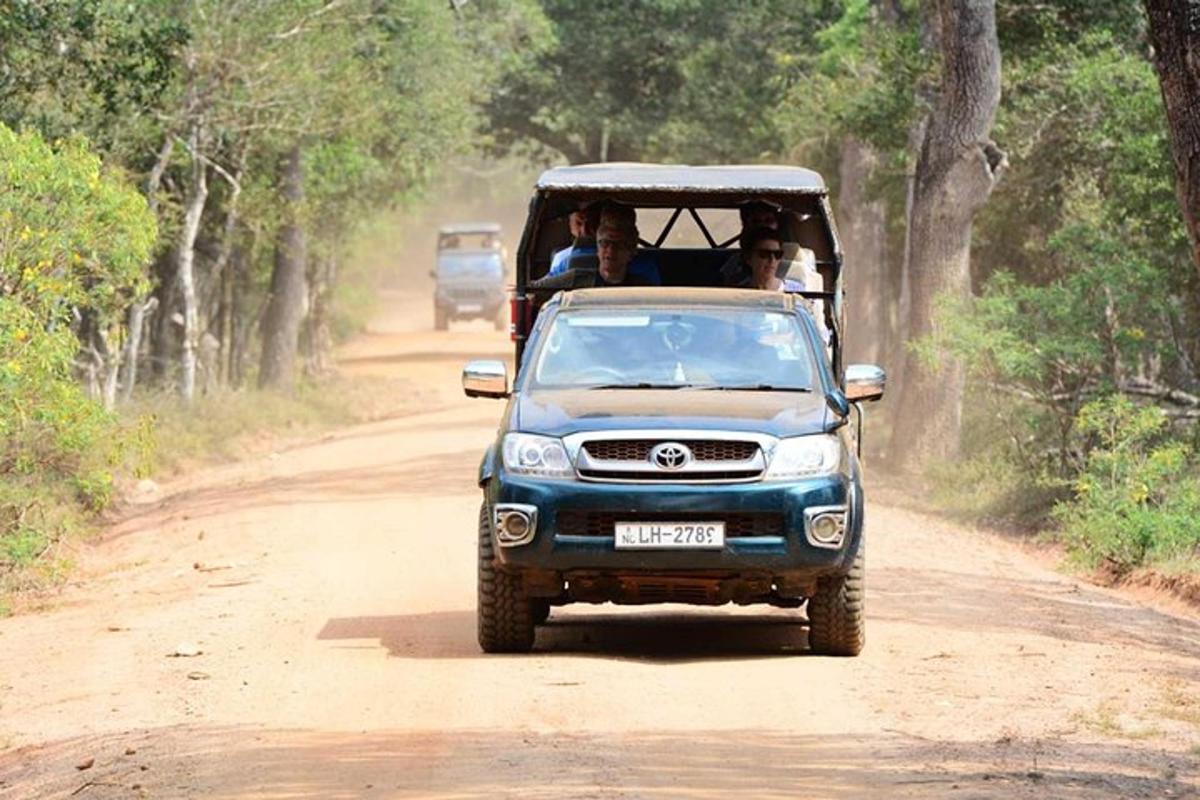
[649,442,692,470]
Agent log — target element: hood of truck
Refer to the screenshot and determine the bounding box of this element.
[513,389,833,439]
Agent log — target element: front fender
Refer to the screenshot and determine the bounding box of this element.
[478,443,499,488]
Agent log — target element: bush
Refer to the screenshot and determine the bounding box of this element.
[1,125,156,586]
[1054,396,1200,574]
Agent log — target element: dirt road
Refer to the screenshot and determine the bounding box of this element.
[2,290,1199,799]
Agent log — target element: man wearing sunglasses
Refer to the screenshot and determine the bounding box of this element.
[546,203,661,283]
[529,214,656,292]
[533,203,661,291]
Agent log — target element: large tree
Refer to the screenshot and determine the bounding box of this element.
[487,0,843,164]
[889,0,1005,470]
[1144,0,1200,280]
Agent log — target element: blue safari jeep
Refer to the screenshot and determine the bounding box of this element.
[462,165,885,655]
[431,222,507,331]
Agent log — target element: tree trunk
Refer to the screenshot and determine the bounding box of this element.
[259,144,308,391]
[889,0,1006,471]
[837,136,889,367]
[218,245,238,387]
[97,325,121,411]
[177,120,209,404]
[303,253,338,376]
[120,297,157,402]
[884,0,938,422]
[1144,0,1200,280]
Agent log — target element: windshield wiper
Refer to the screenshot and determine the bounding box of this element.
[585,382,693,390]
[682,383,813,392]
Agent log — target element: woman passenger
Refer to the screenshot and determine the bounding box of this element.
[731,226,803,291]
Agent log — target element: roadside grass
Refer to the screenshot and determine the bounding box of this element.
[1158,681,1200,728]
[926,455,1067,532]
[0,372,429,615]
[910,396,1200,610]
[130,373,422,476]
[1071,701,1164,740]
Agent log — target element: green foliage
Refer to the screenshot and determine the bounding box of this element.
[1,124,155,584]
[1054,397,1200,574]
[924,219,1170,422]
[0,127,155,322]
[0,0,185,164]
[978,32,1187,287]
[487,0,844,164]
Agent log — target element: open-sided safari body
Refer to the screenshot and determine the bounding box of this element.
[431,222,506,330]
[463,164,885,655]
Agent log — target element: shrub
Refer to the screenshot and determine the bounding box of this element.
[0,125,156,581]
[1054,396,1200,574]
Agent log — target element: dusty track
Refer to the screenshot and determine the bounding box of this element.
[2,290,1199,799]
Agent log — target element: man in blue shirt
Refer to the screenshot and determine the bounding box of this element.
[549,202,661,284]
[549,205,595,273]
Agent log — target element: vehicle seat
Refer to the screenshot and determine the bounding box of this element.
[652,249,729,287]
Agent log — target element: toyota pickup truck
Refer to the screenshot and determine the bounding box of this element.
[462,164,884,656]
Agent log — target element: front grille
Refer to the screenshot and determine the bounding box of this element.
[576,469,761,482]
[557,511,784,538]
[584,439,759,462]
[442,286,498,302]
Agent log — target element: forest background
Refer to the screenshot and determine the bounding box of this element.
[1,0,1198,604]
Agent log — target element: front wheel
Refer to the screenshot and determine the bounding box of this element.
[477,503,535,653]
[807,544,865,656]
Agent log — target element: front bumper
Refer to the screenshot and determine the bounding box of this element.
[435,287,505,316]
[484,472,862,578]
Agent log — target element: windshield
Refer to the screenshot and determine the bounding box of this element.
[529,308,816,391]
[437,251,503,277]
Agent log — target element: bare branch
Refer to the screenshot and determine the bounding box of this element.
[272,0,350,41]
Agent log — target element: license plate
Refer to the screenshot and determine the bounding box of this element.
[456,303,483,313]
[614,521,725,550]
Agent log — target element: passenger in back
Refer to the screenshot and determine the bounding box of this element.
[719,201,783,287]
[732,227,804,292]
[549,203,597,274]
[548,202,661,285]
[530,209,655,290]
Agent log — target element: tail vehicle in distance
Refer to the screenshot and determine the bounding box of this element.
[431,222,506,331]
[462,164,885,655]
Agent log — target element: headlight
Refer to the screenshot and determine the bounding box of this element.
[502,433,573,478]
[764,435,841,480]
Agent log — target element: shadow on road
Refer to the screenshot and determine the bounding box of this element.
[113,448,486,531]
[874,566,1200,678]
[3,725,1194,799]
[313,561,1200,671]
[317,609,810,662]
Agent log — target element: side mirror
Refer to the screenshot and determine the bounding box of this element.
[845,364,885,402]
[463,360,509,398]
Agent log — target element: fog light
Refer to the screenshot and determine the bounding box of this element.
[494,504,537,547]
[803,505,847,549]
[811,514,841,543]
[503,513,529,539]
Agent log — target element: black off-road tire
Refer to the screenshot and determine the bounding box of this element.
[807,545,865,656]
[434,304,448,331]
[477,503,535,653]
[531,599,551,625]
